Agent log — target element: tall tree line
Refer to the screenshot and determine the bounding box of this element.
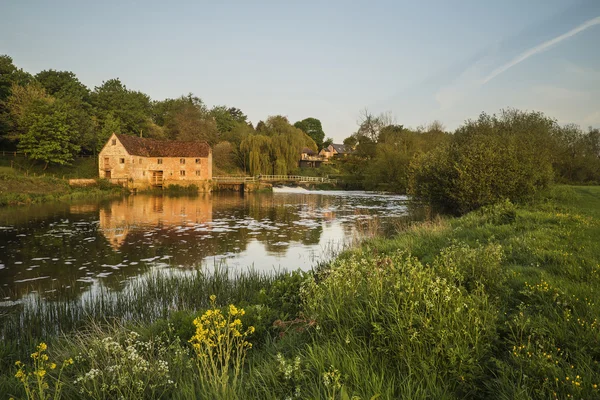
[0,55,321,173]
[338,108,600,212]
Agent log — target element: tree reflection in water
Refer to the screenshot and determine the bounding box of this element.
[0,191,412,302]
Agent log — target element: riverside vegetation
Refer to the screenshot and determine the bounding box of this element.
[0,166,126,207]
[1,185,599,399]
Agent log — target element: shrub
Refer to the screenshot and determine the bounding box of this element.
[480,199,517,225]
[409,110,555,214]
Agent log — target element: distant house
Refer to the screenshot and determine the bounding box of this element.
[318,144,353,160]
[98,133,212,190]
[299,147,324,168]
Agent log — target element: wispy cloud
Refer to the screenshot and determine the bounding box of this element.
[434,15,600,111]
[482,16,600,84]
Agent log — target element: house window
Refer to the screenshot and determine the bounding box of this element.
[195,158,201,164]
[143,171,145,176]
[195,170,201,176]
[180,158,185,164]
[180,170,186,176]
[112,139,116,145]
[119,158,125,164]
[157,158,163,164]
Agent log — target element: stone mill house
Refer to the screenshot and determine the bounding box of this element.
[98,133,212,191]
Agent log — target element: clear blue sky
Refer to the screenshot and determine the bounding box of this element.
[1,0,599,141]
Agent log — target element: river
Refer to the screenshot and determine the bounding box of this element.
[0,188,416,307]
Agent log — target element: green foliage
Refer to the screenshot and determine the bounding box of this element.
[210,105,248,136]
[18,99,81,168]
[35,69,90,103]
[0,55,33,140]
[240,116,315,175]
[294,117,325,149]
[410,110,555,214]
[480,199,517,225]
[90,78,152,136]
[71,327,180,399]
[303,249,499,397]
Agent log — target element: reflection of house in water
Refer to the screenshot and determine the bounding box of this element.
[69,204,99,214]
[99,196,213,249]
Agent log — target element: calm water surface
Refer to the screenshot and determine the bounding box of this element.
[0,188,413,304]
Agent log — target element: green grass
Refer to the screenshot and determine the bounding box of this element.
[2,185,600,399]
[0,166,126,206]
[0,155,98,179]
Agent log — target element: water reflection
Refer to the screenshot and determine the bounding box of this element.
[0,190,411,302]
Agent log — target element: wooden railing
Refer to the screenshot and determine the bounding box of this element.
[212,175,337,184]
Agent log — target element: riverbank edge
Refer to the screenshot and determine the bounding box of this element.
[1,185,599,399]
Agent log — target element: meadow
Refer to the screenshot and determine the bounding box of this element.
[1,185,599,399]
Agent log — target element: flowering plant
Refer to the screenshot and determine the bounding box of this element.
[189,295,254,394]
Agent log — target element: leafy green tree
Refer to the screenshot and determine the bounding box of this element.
[35,70,90,103]
[342,136,357,147]
[5,82,52,142]
[239,116,314,175]
[90,78,152,136]
[323,137,333,148]
[409,109,555,214]
[0,55,33,145]
[210,105,249,135]
[18,99,81,169]
[96,112,121,152]
[294,117,325,149]
[255,120,267,133]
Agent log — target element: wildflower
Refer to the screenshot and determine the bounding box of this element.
[189,297,254,393]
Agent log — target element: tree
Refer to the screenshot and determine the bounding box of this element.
[91,78,152,136]
[343,136,357,147]
[96,112,121,152]
[323,137,334,148]
[0,55,33,145]
[18,99,81,169]
[355,109,394,143]
[35,70,90,103]
[409,109,555,214]
[294,117,325,149]
[255,120,267,133]
[5,82,52,141]
[239,116,315,175]
[210,105,249,135]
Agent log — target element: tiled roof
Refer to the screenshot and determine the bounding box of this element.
[115,134,210,158]
[301,147,316,155]
[331,143,351,154]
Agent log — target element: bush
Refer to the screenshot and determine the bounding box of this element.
[409,110,555,214]
[480,199,517,225]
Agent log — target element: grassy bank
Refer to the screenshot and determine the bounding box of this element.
[0,167,126,206]
[1,186,599,399]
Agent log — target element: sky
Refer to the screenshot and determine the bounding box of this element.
[1,0,599,142]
